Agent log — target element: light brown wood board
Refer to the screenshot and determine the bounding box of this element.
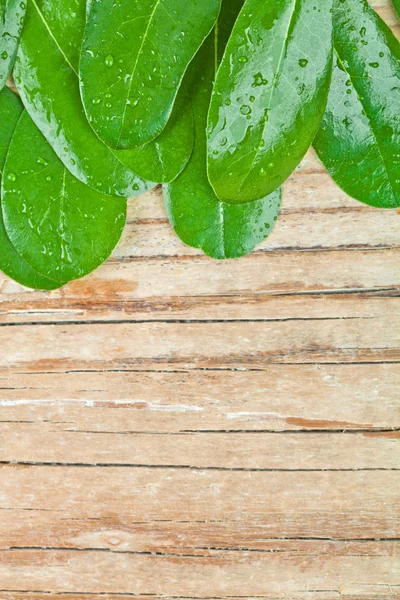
[0,2,399,598]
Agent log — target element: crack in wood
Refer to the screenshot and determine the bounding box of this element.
[0,316,374,328]
[0,461,398,472]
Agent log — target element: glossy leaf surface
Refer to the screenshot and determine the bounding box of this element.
[117,77,194,184]
[0,87,62,290]
[164,0,281,259]
[0,0,26,89]
[80,0,221,149]
[2,111,127,283]
[314,0,400,209]
[13,0,154,198]
[207,0,333,204]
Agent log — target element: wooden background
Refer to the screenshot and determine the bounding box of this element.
[1,1,399,597]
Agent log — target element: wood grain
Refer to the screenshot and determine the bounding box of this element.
[0,1,399,597]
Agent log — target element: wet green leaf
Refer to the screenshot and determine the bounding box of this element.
[164,0,281,259]
[0,86,21,167]
[80,0,221,149]
[207,0,333,204]
[0,0,26,90]
[0,87,62,290]
[13,0,154,198]
[117,75,194,184]
[2,110,127,284]
[314,0,400,209]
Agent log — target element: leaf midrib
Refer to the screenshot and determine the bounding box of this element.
[235,0,300,199]
[116,0,162,145]
[30,0,78,76]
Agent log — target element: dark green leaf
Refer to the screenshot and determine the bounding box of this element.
[0,87,62,290]
[207,0,333,204]
[0,0,26,90]
[2,110,127,283]
[314,0,400,209]
[13,0,154,198]
[80,0,221,149]
[117,75,194,184]
[164,0,281,259]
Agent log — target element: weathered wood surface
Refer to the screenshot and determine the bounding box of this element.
[0,2,399,598]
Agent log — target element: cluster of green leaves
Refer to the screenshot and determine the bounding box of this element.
[0,0,399,290]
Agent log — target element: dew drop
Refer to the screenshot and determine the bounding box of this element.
[105,54,114,67]
[299,59,308,68]
[37,156,48,166]
[252,72,268,87]
[7,173,16,182]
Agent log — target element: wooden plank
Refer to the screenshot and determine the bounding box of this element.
[0,544,399,597]
[1,422,399,469]
[0,305,398,372]
[2,510,399,555]
[0,466,398,539]
[0,253,398,324]
[1,363,399,429]
[3,508,400,553]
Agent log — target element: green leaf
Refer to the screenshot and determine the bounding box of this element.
[13,0,154,198]
[2,110,127,284]
[0,0,26,90]
[117,74,194,184]
[164,0,281,259]
[80,0,221,149]
[392,0,400,20]
[314,0,400,209]
[0,87,62,290]
[0,86,21,167]
[207,0,333,204]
